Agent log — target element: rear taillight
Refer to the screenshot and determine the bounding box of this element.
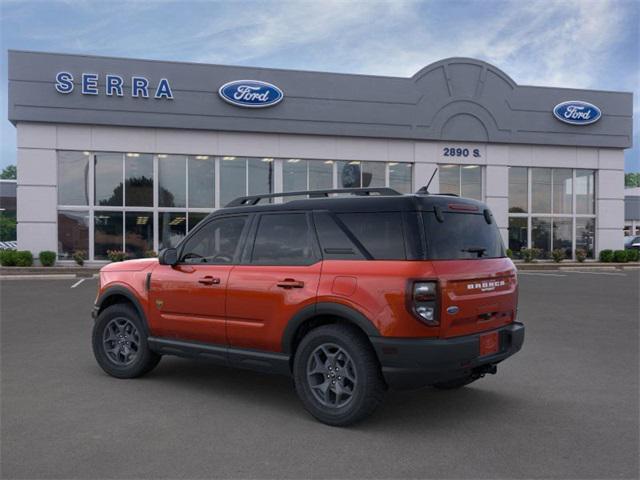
[410,281,439,326]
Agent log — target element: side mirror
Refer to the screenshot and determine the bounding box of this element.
[158,247,178,266]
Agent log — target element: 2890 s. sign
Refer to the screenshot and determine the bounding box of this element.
[553,100,601,125]
[218,80,284,108]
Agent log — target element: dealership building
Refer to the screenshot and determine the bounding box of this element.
[7,50,633,262]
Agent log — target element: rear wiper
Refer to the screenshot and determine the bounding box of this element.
[461,247,487,258]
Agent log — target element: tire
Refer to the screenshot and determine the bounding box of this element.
[432,376,478,390]
[92,303,161,379]
[293,324,385,426]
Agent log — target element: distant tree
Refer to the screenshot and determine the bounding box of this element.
[0,165,16,179]
[625,173,640,188]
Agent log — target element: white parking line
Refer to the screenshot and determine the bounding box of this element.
[518,272,567,277]
[70,278,86,288]
[567,270,626,276]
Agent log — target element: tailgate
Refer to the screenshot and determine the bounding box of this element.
[431,258,517,338]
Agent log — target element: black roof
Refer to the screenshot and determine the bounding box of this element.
[216,192,488,216]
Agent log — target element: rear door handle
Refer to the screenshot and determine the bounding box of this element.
[198,276,221,285]
[276,278,305,289]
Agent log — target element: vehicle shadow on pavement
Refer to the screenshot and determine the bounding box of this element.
[112,356,526,430]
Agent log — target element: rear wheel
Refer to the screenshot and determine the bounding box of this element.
[293,324,385,426]
[92,304,161,378]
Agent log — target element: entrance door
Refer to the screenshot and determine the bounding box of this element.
[226,212,322,352]
[149,214,249,344]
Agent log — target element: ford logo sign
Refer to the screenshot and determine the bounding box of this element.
[218,80,283,108]
[553,100,601,125]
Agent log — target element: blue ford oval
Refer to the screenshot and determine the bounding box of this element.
[553,100,601,125]
[218,80,284,108]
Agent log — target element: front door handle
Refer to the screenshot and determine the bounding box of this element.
[277,278,305,289]
[198,276,221,285]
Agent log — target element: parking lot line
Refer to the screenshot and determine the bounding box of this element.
[567,270,627,276]
[70,278,86,288]
[518,272,567,277]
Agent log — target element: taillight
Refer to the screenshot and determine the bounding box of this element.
[410,281,439,326]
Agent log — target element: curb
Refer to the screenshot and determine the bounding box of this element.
[515,262,638,271]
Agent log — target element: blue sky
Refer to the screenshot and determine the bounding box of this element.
[1,0,638,171]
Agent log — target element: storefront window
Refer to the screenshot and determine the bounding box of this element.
[158,155,186,208]
[94,211,123,259]
[439,165,459,195]
[389,163,412,193]
[531,168,551,213]
[124,153,153,207]
[248,158,273,198]
[283,159,308,192]
[220,157,246,206]
[188,156,215,208]
[338,161,362,188]
[553,169,572,214]
[57,210,89,259]
[159,212,186,249]
[576,169,595,214]
[439,164,482,200]
[508,167,528,213]
[576,218,595,258]
[309,161,333,190]
[552,217,572,258]
[95,153,123,206]
[362,162,385,188]
[531,217,551,259]
[508,217,527,258]
[58,151,90,206]
[125,212,153,257]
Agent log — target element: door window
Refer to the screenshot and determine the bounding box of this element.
[251,213,316,265]
[180,216,247,264]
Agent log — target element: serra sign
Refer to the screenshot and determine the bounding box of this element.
[55,72,174,99]
[218,80,283,108]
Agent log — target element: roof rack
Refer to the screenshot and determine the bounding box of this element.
[225,187,401,207]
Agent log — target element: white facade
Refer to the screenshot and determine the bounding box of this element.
[16,122,625,261]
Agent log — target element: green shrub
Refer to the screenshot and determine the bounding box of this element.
[599,249,614,262]
[506,248,513,259]
[107,250,127,262]
[551,249,565,263]
[520,248,542,263]
[0,249,18,266]
[39,250,56,267]
[73,250,87,266]
[15,250,34,267]
[626,249,639,262]
[143,250,158,258]
[575,249,587,263]
[613,250,628,263]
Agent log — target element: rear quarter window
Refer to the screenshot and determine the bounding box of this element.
[423,211,505,260]
[337,212,406,260]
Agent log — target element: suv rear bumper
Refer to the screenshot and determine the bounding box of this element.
[370,322,524,390]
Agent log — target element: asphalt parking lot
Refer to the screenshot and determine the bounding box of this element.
[1,270,638,479]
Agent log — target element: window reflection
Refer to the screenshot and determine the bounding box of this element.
[576,170,595,214]
[461,165,482,200]
[58,210,89,259]
[58,151,89,205]
[158,155,186,208]
[125,212,153,257]
[439,165,459,195]
[220,157,246,206]
[576,218,595,258]
[552,217,572,257]
[95,211,123,259]
[508,217,527,257]
[552,169,572,214]
[159,212,186,249]
[531,217,551,259]
[531,168,551,213]
[508,167,528,213]
[389,163,412,193]
[95,153,123,206]
[125,153,153,207]
[188,156,215,208]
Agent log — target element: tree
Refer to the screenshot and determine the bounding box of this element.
[1,165,16,179]
[625,172,640,188]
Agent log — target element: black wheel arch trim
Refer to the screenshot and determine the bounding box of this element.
[282,302,380,354]
[94,285,150,335]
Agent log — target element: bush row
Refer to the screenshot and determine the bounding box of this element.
[599,249,639,263]
[0,249,158,266]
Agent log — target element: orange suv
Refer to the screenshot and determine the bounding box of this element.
[92,187,524,426]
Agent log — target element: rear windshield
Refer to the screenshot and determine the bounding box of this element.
[423,211,505,260]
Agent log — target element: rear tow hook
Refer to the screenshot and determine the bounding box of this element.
[472,364,498,379]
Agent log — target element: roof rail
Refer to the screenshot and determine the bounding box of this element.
[225,187,401,207]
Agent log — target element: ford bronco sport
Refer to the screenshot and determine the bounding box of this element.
[92,187,524,426]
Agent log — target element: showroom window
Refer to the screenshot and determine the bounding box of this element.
[508,168,596,259]
[439,164,483,200]
[56,152,413,261]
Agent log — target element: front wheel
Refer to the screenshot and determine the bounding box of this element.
[92,304,161,379]
[293,324,385,426]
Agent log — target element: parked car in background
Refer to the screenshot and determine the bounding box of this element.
[624,236,640,250]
